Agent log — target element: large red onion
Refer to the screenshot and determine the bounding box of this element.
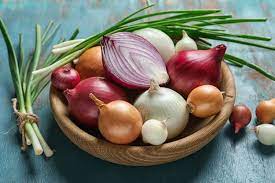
[167,44,226,98]
[64,77,128,128]
[101,32,169,89]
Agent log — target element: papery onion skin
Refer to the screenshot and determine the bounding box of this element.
[101,32,169,89]
[89,94,142,144]
[256,99,275,124]
[167,44,226,98]
[75,46,104,80]
[64,77,128,128]
[229,104,252,133]
[187,85,223,118]
[133,28,175,62]
[134,83,189,139]
[51,66,80,91]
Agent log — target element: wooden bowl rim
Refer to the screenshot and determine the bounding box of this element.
[50,62,235,158]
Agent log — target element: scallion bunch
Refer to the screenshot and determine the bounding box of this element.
[0,18,79,157]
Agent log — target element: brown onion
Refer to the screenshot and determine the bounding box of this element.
[229,104,252,133]
[75,46,104,79]
[89,93,143,144]
[187,85,223,118]
[256,98,275,124]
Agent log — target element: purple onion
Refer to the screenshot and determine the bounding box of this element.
[101,32,169,89]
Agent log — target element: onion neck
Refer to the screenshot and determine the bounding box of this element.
[181,30,188,39]
[186,102,195,114]
[89,93,105,109]
[213,44,227,62]
[148,80,160,94]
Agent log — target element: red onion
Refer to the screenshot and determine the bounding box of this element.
[51,66,80,91]
[64,77,128,128]
[167,44,226,98]
[101,32,169,89]
[229,104,252,133]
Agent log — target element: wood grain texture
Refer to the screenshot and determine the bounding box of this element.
[49,62,236,166]
[0,0,275,182]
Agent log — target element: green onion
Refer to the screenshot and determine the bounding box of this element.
[32,4,275,80]
[0,18,77,157]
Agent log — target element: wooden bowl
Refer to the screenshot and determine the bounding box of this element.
[50,62,235,166]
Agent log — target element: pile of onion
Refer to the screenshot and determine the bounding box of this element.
[54,31,233,146]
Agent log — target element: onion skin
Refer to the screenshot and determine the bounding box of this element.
[256,99,275,124]
[187,85,223,118]
[167,44,226,98]
[63,77,127,128]
[90,94,142,144]
[75,46,104,80]
[51,66,80,91]
[229,104,252,133]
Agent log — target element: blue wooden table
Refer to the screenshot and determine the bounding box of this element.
[0,0,275,182]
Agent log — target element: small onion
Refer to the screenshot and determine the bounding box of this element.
[51,66,80,91]
[101,32,169,89]
[229,104,252,133]
[256,98,275,124]
[175,30,197,52]
[134,28,175,62]
[134,81,189,139]
[75,46,104,79]
[142,119,168,145]
[187,85,224,118]
[255,124,275,145]
[89,93,142,144]
[64,77,127,128]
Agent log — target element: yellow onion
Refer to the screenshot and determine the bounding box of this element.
[256,98,275,124]
[187,85,224,118]
[75,46,104,79]
[89,93,142,144]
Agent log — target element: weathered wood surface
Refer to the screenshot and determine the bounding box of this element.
[0,0,274,182]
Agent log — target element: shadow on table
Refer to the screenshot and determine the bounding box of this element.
[46,116,218,183]
[252,141,275,157]
[224,124,246,147]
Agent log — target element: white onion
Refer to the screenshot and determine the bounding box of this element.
[133,28,175,63]
[255,124,275,145]
[134,82,189,139]
[175,30,197,52]
[142,119,168,145]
